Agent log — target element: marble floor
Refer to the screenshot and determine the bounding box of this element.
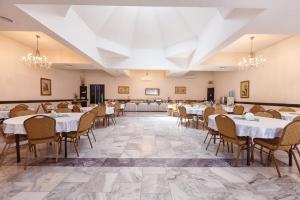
[0,112,300,200]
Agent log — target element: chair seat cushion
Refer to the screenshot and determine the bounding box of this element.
[223,136,248,145]
[253,138,280,150]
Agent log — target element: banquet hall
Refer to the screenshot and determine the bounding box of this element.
[1,0,300,199]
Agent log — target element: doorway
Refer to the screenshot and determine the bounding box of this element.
[90,84,105,104]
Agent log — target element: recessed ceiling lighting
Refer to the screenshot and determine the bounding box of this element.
[219,66,226,69]
[0,16,14,23]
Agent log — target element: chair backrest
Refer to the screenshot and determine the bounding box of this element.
[55,108,71,113]
[278,107,296,112]
[72,105,81,113]
[215,115,237,139]
[90,107,98,121]
[172,104,178,112]
[255,111,274,118]
[267,109,282,119]
[249,105,265,114]
[214,109,227,115]
[57,103,68,108]
[233,105,244,115]
[280,120,300,146]
[293,116,300,122]
[15,104,29,110]
[24,115,56,142]
[78,111,95,132]
[203,107,215,127]
[9,105,29,118]
[15,109,36,117]
[114,102,121,110]
[178,106,187,117]
[96,104,106,117]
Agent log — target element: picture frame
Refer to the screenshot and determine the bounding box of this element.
[118,86,129,94]
[40,78,51,96]
[145,88,160,96]
[240,80,249,98]
[175,86,186,94]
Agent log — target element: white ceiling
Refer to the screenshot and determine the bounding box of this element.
[1,0,300,76]
[221,34,291,53]
[73,6,217,48]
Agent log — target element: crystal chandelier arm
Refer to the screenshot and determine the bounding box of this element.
[35,35,40,57]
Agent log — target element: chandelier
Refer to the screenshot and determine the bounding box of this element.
[238,36,266,70]
[22,35,51,69]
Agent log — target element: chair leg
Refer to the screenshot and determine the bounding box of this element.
[34,144,37,158]
[251,143,255,162]
[86,133,93,148]
[91,129,96,142]
[203,131,209,143]
[295,145,300,158]
[215,138,223,156]
[235,146,241,167]
[55,142,59,162]
[73,139,79,157]
[271,151,281,177]
[260,146,263,164]
[206,134,213,150]
[0,144,9,166]
[227,142,230,153]
[24,144,30,170]
[291,150,300,175]
[231,143,233,153]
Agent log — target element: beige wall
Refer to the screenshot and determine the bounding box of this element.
[214,36,300,104]
[0,34,81,101]
[82,70,213,101]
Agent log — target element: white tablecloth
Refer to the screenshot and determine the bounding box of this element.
[125,103,137,112]
[208,114,289,139]
[186,106,206,115]
[280,112,300,121]
[222,106,234,113]
[0,111,9,119]
[158,103,168,111]
[3,113,83,135]
[137,103,148,112]
[80,106,114,115]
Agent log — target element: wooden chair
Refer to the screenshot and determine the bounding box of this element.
[72,105,81,113]
[251,120,300,177]
[293,116,300,122]
[95,104,107,126]
[215,115,249,166]
[177,106,193,127]
[278,107,296,112]
[89,107,98,142]
[23,115,62,169]
[114,102,124,116]
[14,109,36,117]
[233,105,245,115]
[249,105,265,114]
[55,108,72,113]
[41,102,52,113]
[57,103,68,108]
[203,107,221,150]
[255,111,274,118]
[15,104,29,110]
[267,109,282,119]
[63,111,95,157]
[9,105,29,118]
[0,125,28,166]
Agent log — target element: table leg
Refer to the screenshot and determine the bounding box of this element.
[289,149,293,166]
[246,137,250,166]
[196,115,199,129]
[15,134,21,163]
[64,134,68,158]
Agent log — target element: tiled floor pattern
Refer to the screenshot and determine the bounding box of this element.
[0,112,299,200]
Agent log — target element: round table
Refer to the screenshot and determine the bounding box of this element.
[0,110,9,119]
[186,106,206,115]
[280,112,300,122]
[208,114,289,139]
[80,106,114,115]
[3,113,83,162]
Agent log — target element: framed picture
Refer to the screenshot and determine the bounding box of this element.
[118,86,129,94]
[175,86,186,94]
[240,80,249,98]
[145,88,160,96]
[40,78,51,96]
